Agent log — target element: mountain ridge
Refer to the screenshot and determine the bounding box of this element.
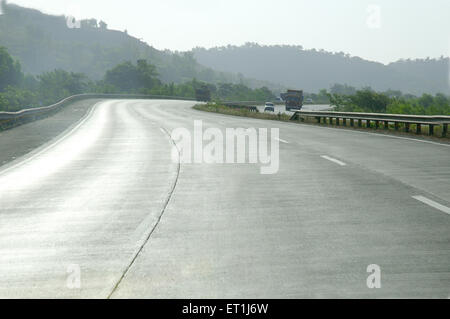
[1,2,448,95]
[0,2,279,90]
[192,43,450,95]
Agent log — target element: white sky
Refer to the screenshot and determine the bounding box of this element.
[6,0,450,64]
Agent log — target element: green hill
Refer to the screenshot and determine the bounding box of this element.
[0,1,276,89]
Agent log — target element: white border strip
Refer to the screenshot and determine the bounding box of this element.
[292,122,450,148]
[274,137,289,144]
[320,155,347,166]
[412,195,450,215]
[0,100,103,176]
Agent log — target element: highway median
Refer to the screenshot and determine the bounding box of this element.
[193,103,291,122]
[194,103,450,141]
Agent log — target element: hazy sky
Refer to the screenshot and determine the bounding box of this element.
[6,0,450,64]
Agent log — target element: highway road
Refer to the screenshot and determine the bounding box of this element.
[0,99,449,298]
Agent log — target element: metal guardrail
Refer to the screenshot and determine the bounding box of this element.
[221,100,285,112]
[0,93,196,130]
[290,110,450,137]
[222,102,259,112]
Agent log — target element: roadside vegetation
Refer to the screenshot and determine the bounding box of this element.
[193,103,291,121]
[329,87,450,115]
[304,89,330,104]
[195,103,449,140]
[0,46,274,112]
[1,44,449,117]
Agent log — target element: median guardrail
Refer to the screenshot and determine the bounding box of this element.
[0,93,197,130]
[290,110,450,137]
[222,101,259,112]
[221,100,286,112]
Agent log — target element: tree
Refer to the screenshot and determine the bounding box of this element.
[104,60,160,92]
[331,89,391,113]
[350,90,390,113]
[136,59,160,89]
[104,61,140,92]
[99,21,107,30]
[0,86,36,111]
[0,46,23,91]
[330,83,356,95]
[418,94,433,108]
[38,69,87,104]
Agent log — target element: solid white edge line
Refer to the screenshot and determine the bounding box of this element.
[320,155,347,166]
[412,195,450,215]
[290,121,450,148]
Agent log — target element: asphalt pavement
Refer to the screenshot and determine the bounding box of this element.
[0,99,448,298]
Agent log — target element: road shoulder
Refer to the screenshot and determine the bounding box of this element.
[0,98,101,168]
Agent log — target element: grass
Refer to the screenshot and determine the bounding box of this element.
[194,103,450,141]
[193,103,291,122]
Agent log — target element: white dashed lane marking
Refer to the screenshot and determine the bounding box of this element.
[274,137,289,144]
[412,196,450,215]
[320,155,346,166]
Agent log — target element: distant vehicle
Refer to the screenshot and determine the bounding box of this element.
[264,102,275,112]
[305,98,313,104]
[195,85,211,102]
[283,89,303,111]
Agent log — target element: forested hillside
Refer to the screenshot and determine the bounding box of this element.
[193,43,450,95]
[0,2,276,89]
[0,45,275,112]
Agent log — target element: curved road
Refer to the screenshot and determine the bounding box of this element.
[0,99,449,298]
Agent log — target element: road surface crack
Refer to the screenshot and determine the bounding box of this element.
[107,126,180,299]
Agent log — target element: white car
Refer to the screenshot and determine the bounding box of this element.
[264,102,275,112]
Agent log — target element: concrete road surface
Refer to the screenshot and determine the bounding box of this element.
[0,99,449,298]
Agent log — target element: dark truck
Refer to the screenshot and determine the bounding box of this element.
[282,89,303,111]
[195,85,212,102]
